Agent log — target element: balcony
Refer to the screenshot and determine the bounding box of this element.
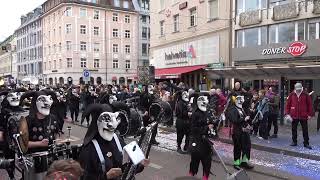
[313,0,320,14]
[239,9,262,27]
[272,2,299,21]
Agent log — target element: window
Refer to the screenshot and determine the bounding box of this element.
[190,8,197,27]
[269,24,277,44]
[80,8,87,17]
[49,61,52,70]
[94,10,100,19]
[80,25,86,34]
[59,43,62,52]
[113,44,119,53]
[67,58,72,68]
[160,21,164,36]
[65,7,72,16]
[142,27,148,38]
[269,0,290,8]
[160,0,164,10]
[54,44,57,53]
[94,43,100,52]
[113,29,119,37]
[94,59,100,68]
[113,59,119,68]
[53,60,56,69]
[59,26,61,36]
[142,43,148,56]
[298,21,305,40]
[59,59,62,69]
[113,13,118,22]
[209,0,218,19]
[80,41,87,51]
[114,0,120,7]
[93,26,100,35]
[125,30,131,38]
[125,15,130,23]
[278,22,295,43]
[125,45,130,54]
[66,41,72,50]
[142,15,147,23]
[123,0,129,8]
[66,24,72,34]
[237,26,267,47]
[237,0,267,14]
[125,60,131,69]
[81,58,87,68]
[141,0,149,10]
[173,14,179,32]
[308,22,318,40]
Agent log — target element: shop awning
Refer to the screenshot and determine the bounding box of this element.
[155,65,206,79]
[206,64,320,80]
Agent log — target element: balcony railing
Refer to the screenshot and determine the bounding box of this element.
[239,9,262,27]
[272,2,299,21]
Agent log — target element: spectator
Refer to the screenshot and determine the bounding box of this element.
[267,87,280,138]
[286,83,313,149]
[256,90,269,140]
[45,160,83,180]
[250,92,260,136]
[216,88,227,116]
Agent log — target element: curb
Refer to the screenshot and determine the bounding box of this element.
[158,126,320,162]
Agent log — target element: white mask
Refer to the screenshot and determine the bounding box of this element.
[197,96,208,112]
[36,95,53,116]
[235,96,245,108]
[7,92,21,107]
[109,95,117,104]
[148,85,154,95]
[97,112,120,141]
[182,91,189,102]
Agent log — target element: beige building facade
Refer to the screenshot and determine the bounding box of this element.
[42,0,139,85]
[150,0,230,89]
[0,35,17,85]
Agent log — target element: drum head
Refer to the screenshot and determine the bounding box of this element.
[19,116,29,153]
[149,101,172,123]
[126,108,142,136]
[116,111,129,137]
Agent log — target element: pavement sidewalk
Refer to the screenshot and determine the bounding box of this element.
[159,114,320,161]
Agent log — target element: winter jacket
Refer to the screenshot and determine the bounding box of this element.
[217,94,227,114]
[285,91,313,120]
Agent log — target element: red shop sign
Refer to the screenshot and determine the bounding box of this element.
[287,41,307,57]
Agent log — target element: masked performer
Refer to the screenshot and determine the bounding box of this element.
[0,88,27,180]
[19,90,59,153]
[51,90,67,134]
[78,104,147,180]
[139,84,159,145]
[175,90,190,154]
[68,87,80,123]
[226,95,254,170]
[189,93,213,180]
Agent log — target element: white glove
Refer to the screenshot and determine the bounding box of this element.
[284,114,293,123]
[220,113,226,121]
[245,116,250,121]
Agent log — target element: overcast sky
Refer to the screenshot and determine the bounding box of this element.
[0,0,46,42]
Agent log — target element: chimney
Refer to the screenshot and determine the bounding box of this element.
[27,12,34,20]
[20,15,27,25]
[34,7,42,15]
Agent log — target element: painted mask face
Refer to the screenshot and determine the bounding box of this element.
[109,95,117,104]
[7,92,21,107]
[182,91,189,102]
[148,85,154,95]
[97,112,120,141]
[235,96,245,108]
[197,96,209,112]
[36,95,53,116]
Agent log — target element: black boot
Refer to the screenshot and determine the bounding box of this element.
[177,146,184,154]
[304,144,312,149]
[290,142,297,146]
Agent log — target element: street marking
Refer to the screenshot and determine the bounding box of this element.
[149,163,163,169]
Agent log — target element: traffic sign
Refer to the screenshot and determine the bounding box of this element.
[83,69,91,82]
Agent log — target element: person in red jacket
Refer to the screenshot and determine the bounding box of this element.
[285,83,313,149]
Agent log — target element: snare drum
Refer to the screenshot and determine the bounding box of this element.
[24,152,49,180]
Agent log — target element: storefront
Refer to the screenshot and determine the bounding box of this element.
[152,35,221,89]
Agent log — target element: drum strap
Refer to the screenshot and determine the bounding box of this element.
[92,139,106,173]
[113,134,123,153]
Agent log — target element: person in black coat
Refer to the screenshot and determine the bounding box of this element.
[226,95,254,170]
[51,90,67,134]
[68,88,80,122]
[175,90,191,154]
[78,104,148,180]
[189,93,213,180]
